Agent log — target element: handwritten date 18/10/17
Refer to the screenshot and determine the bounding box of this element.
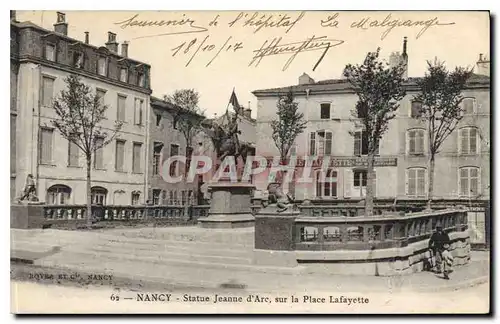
[171,35,243,67]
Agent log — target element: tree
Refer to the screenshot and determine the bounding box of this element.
[164,89,205,163]
[413,60,472,209]
[51,75,122,227]
[270,89,307,191]
[271,89,307,163]
[343,48,406,216]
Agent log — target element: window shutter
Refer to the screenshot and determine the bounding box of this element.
[325,132,332,155]
[418,168,426,197]
[344,169,353,198]
[459,129,468,154]
[309,132,316,156]
[408,130,415,154]
[408,169,416,196]
[417,130,424,154]
[372,170,377,198]
[405,169,409,196]
[354,132,361,156]
[477,167,482,196]
[470,128,477,154]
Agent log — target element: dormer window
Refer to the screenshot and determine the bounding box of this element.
[45,43,56,62]
[137,72,144,87]
[97,56,107,76]
[120,68,128,83]
[73,52,84,68]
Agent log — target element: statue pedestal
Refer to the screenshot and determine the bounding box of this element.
[199,182,255,229]
[11,202,45,229]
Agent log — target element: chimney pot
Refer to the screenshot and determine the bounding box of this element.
[479,53,483,61]
[53,11,68,36]
[105,31,118,53]
[84,32,89,44]
[121,41,129,57]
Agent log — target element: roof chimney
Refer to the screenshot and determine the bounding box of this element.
[121,41,129,57]
[402,36,407,57]
[476,53,490,77]
[84,31,89,44]
[298,72,315,85]
[54,12,68,36]
[479,53,483,61]
[105,32,118,53]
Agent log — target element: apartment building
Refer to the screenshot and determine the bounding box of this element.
[11,12,152,205]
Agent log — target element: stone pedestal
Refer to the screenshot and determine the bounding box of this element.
[11,202,45,229]
[199,182,255,229]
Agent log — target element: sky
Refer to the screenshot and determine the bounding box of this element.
[16,10,490,118]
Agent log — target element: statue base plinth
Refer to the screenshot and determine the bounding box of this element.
[199,182,255,229]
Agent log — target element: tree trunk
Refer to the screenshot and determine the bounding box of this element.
[365,153,375,216]
[86,155,92,228]
[427,154,435,210]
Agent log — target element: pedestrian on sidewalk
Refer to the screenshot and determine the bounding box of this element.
[428,225,451,277]
[441,243,454,280]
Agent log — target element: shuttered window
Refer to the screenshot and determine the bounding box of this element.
[459,127,479,155]
[310,131,332,156]
[68,140,80,167]
[134,98,144,125]
[132,142,142,173]
[309,132,316,155]
[408,129,425,155]
[117,95,126,122]
[320,103,331,119]
[462,98,475,115]
[459,167,480,197]
[45,44,55,62]
[354,131,372,155]
[407,168,426,197]
[115,140,125,172]
[411,101,422,118]
[98,56,107,76]
[39,128,53,164]
[42,76,55,107]
[94,137,104,169]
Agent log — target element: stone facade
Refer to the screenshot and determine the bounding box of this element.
[252,48,490,203]
[11,12,152,205]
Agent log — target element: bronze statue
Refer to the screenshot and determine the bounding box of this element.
[267,182,295,213]
[18,174,38,202]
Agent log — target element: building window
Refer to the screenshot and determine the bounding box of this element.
[161,190,167,205]
[353,170,367,187]
[46,184,71,205]
[45,43,56,62]
[320,103,331,119]
[96,89,106,107]
[41,76,55,107]
[153,142,163,176]
[309,131,332,156]
[39,128,54,164]
[137,72,144,87]
[408,129,425,155]
[120,68,128,83]
[353,130,375,156]
[91,186,107,205]
[98,56,107,76]
[411,101,422,118]
[132,142,142,173]
[115,140,125,172]
[68,140,80,167]
[407,168,426,197]
[156,113,162,127]
[169,144,179,177]
[315,169,338,198]
[134,98,144,125]
[152,189,161,205]
[462,97,476,115]
[117,95,126,122]
[181,190,187,206]
[73,51,84,68]
[94,137,104,169]
[131,191,141,205]
[459,127,479,155]
[173,190,178,205]
[169,190,174,205]
[459,167,480,197]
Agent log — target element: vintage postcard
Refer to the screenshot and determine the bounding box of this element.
[10,10,490,314]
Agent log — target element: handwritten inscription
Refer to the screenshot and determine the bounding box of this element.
[250,36,344,71]
[228,11,306,33]
[113,12,456,70]
[350,14,455,40]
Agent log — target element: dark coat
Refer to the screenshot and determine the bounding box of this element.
[429,231,450,250]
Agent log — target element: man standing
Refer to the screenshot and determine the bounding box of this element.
[428,225,451,278]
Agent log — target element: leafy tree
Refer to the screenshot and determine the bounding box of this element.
[271,89,307,163]
[413,60,472,209]
[343,48,406,216]
[164,89,205,159]
[51,75,122,227]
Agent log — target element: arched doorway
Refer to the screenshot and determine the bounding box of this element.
[91,186,108,205]
[46,184,72,205]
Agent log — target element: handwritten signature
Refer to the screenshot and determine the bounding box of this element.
[114,14,208,39]
[250,36,344,71]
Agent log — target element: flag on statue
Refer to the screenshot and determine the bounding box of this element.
[229,89,240,113]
